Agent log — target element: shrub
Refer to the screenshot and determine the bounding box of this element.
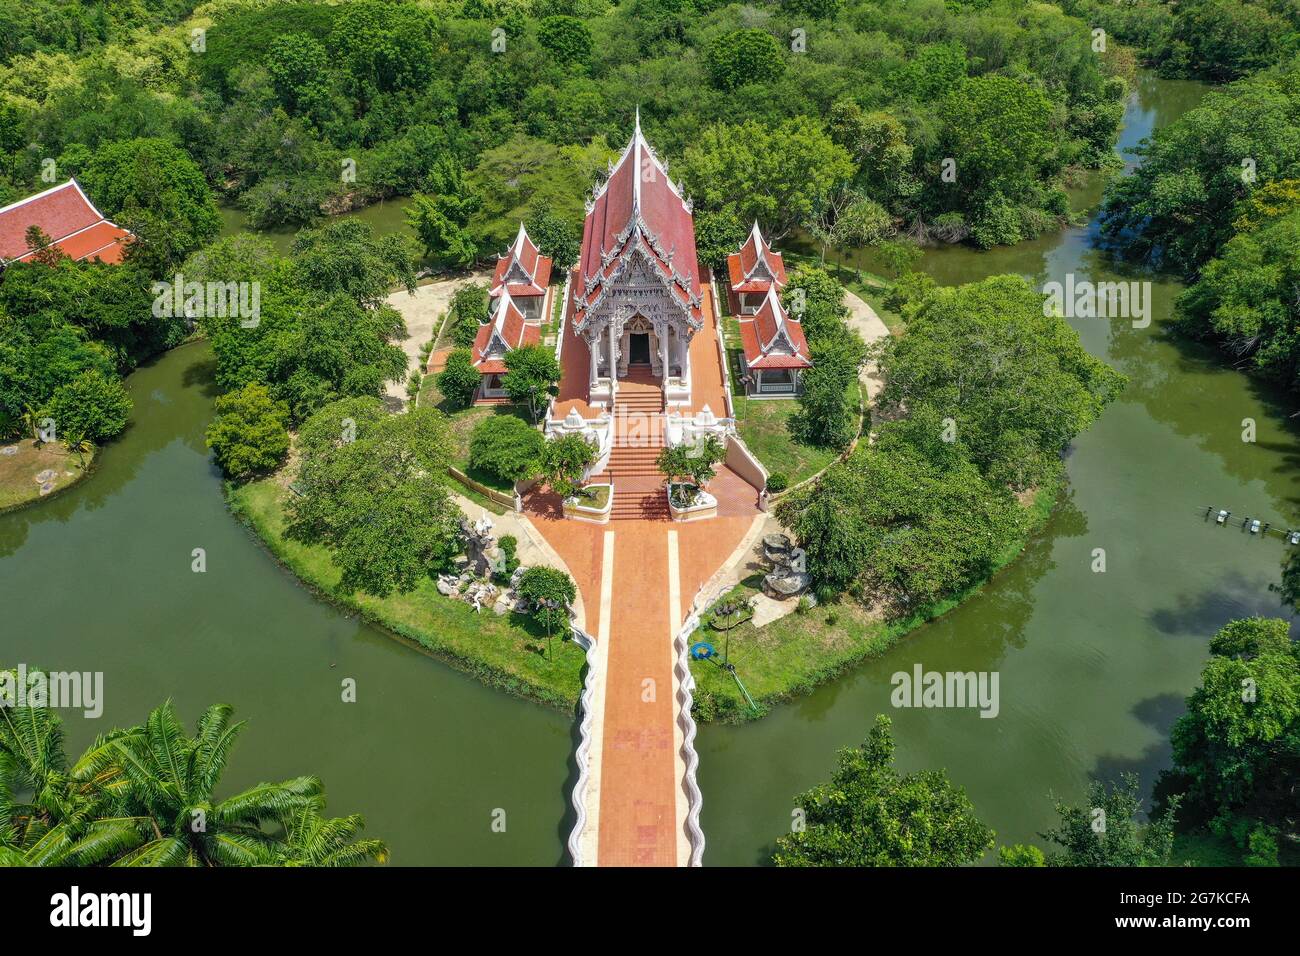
[205,382,291,479]
[494,534,520,583]
[766,472,789,493]
[468,415,544,484]
[43,369,132,443]
[437,348,481,408]
[517,565,577,645]
[541,433,597,498]
[450,283,489,347]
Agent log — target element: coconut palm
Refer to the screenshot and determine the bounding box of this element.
[62,433,93,468]
[280,804,389,866]
[78,701,323,866]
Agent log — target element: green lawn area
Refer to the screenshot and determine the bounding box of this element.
[416,375,530,511]
[689,471,1063,723]
[227,478,586,710]
[0,439,95,511]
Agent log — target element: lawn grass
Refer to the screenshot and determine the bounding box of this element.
[0,439,96,512]
[415,375,529,512]
[688,468,1065,723]
[227,478,586,710]
[730,394,838,486]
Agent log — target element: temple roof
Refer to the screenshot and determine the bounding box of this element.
[574,109,703,332]
[737,285,812,370]
[0,180,133,265]
[727,221,787,294]
[473,289,541,374]
[491,222,552,298]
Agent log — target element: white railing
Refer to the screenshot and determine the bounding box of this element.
[565,625,600,866]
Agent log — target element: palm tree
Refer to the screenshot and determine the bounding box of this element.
[280,804,389,866]
[63,433,93,468]
[78,701,323,866]
[0,691,384,867]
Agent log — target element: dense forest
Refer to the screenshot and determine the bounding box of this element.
[0,0,1129,257]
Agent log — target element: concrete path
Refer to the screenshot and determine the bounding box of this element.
[523,500,761,865]
[842,288,890,401]
[383,270,492,403]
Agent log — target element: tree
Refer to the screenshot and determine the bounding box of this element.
[682,119,854,239]
[42,369,131,442]
[656,435,725,506]
[877,275,1125,489]
[81,137,222,271]
[287,407,462,596]
[77,702,324,866]
[776,429,1024,607]
[525,202,580,271]
[205,382,291,479]
[438,348,482,408]
[791,335,864,450]
[450,283,490,347]
[1040,773,1179,866]
[537,15,592,63]
[1165,617,1299,840]
[693,208,748,271]
[782,264,849,343]
[998,844,1046,866]
[876,239,923,280]
[773,715,994,866]
[468,414,545,484]
[1177,209,1300,389]
[502,344,560,423]
[291,218,419,307]
[939,76,1058,223]
[1101,72,1300,272]
[707,30,785,92]
[540,433,597,498]
[280,805,388,867]
[266,33,332,120]
[517,565,577,657]
[0,688,379,867]
[406,192,477,268]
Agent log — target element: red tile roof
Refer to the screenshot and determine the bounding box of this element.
[473,290,542,374]
[726,221,787,294]
[0,180,134,265]
[737,286,812,370]
[490,222,553,298]
[574,111,704,334]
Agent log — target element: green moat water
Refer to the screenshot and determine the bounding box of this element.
[4,74,1294,865]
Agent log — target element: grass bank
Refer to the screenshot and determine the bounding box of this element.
[227,478,585,711]
[0,439,97,513]
[689,467,1064,723]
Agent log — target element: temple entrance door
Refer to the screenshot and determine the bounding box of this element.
[629,332,651,366]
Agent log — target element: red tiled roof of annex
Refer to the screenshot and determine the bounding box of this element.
[491,222,552,298]
[0,180,133,265]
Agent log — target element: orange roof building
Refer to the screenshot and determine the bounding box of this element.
[570,109,704,409]
[490,222,552,321]
[0,180,134,269]
[471,289,542,401]
[729,227,810,398]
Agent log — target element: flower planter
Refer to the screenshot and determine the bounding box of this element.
[563,483,613,524]
[668,483,717,522]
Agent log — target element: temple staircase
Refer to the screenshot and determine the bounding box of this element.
[607,366,668,520]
